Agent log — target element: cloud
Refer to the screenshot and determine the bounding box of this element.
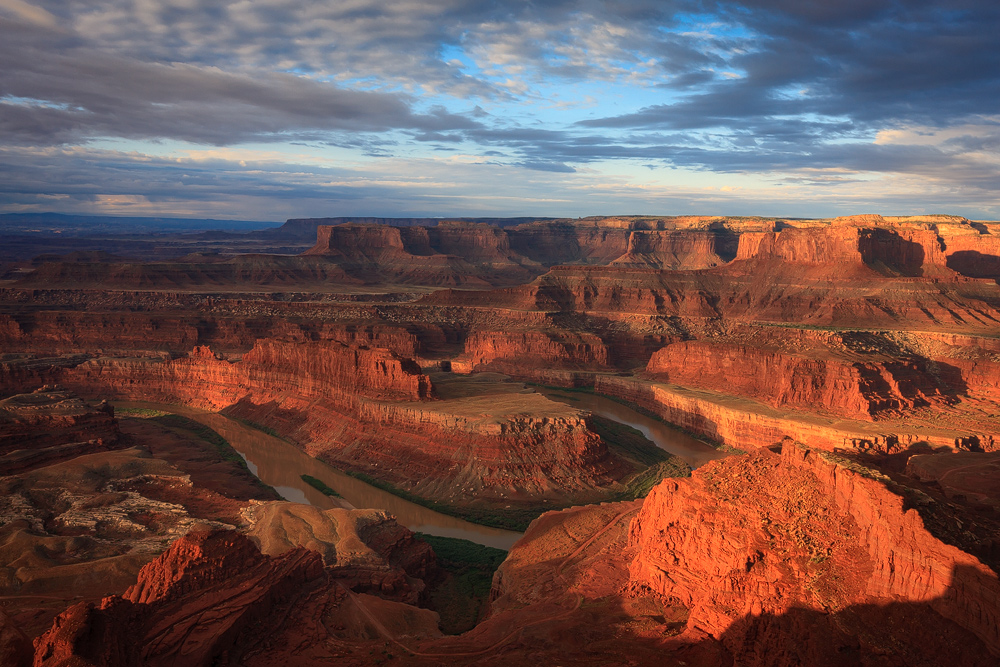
[0,17,481,147]
[2,1,1000,219]
[0,0,57,27]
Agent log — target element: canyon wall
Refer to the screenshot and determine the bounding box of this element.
[453,330,611,374]
[304,222,539,286]
[0,310,430,358]
[645,340,956,420]
[593,375,997,453]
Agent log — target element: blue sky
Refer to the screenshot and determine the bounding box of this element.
[1,0,998,221]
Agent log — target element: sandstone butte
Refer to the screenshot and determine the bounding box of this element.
[3,213,1000,664]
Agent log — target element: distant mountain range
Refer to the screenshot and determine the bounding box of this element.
[0,212,281,235]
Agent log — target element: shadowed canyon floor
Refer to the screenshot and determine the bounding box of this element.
[3,213,1000,664]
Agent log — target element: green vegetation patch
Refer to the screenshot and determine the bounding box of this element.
[528,382,731,452]
[587,414,691,501]
[611,459,692,502]
[416,533,507,635]
[301,474,342,498]
[116,407,169,418]
[588,415,670,466]
[342,470,552,532]
[150,414,246,467]
[228,415,284,440]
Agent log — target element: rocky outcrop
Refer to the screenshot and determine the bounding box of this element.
[33,530,329,667]
[0,388,120,474]
[243,502,435,603]
[627,442,1000,662]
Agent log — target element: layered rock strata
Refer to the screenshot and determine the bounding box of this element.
[33,530,326,667]
[594,375,997,454]
[645,340,957,420]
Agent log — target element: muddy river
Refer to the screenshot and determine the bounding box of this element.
[122,388,724,551]
[120,402,524,551]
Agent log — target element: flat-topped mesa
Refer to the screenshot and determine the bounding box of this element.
[628,442,1000,661]
[302,222,539,285]
[304,221,523,264]
[645,340,957,420]
[733,216,1000,280]
[306,220,738,273]
[733,224,956,278]
[304,222,407,258]
[609,229,733,269]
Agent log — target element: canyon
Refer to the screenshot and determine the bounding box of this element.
[2,213,1000,664]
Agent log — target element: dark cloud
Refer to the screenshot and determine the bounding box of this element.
[584,1,1000,133]
[0,18,480,147]
[1,1,998,217]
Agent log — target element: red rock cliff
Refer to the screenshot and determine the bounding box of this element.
[33,530,328,667]
[645,340,955,420]
[628,443,1000,661]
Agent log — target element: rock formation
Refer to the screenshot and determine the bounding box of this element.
[243,502,435,604]
[33,530,327,667]
[33,526,443,667]
[6,212,1000,664]
[645,339,957,420]
[627,442,1000,663]
[466,442,1000,664]
[0,388,120,474]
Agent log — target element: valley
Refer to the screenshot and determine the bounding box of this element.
[3,213,1000,665]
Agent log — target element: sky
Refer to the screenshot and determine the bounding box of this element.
[1,0,998,222]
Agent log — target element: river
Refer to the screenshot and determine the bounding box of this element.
[120,389,725,551]
[119,402,523,551]
[536,388,729,468]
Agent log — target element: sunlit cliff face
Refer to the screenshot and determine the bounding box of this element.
[2,1,999,220]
